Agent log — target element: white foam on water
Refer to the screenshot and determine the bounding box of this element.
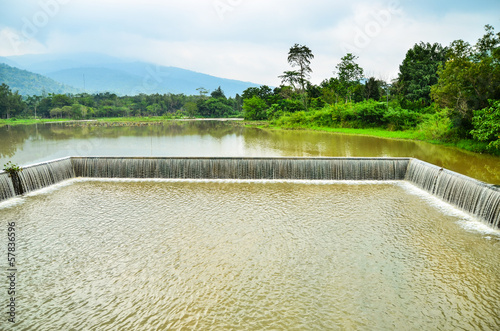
[77,177,403,186]
[2,175,499,237]
[401,181,500,237]
[0,178,84,210]
[0,196,25,209]
[23,177,84,197]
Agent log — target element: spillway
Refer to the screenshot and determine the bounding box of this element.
[0,157,498,228]
[71,157,410,180]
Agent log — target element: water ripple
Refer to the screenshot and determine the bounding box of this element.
[0,180,499,330]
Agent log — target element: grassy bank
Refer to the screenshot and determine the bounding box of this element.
[0,118,69,126]
[245,121,499,156]
[0,116,246,127]
[0,116,181,127]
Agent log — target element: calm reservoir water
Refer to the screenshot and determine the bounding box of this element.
[0,179,499,330]
[0,120,499,184]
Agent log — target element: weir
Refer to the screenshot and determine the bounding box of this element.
[406,159,500,228]
[71,157,410,180]
[0,172,15,201]
[16,158,75,195]
[0,157,498,229]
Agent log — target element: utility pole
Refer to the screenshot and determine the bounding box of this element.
[386,86,389,110]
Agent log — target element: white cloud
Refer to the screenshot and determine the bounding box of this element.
[1,0,499,85]
[0,28,47,56]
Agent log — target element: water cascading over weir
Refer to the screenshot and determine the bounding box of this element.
[0,157,499,229]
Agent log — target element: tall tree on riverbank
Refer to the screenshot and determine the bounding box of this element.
[397,42,448,108]
[335,53,364,103]
[286,44,314,92]
[280,44,314,109]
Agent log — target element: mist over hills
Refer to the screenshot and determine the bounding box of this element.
[0,53,261,96]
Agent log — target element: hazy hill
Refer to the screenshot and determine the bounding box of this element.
[4,53,261,96]
[0,63,80,95]
[5,53,128,75]
[0,57,21,68]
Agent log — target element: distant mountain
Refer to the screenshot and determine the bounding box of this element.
[0,63,80,96]
[45,63,260,96]
[46,67,142,94]
[4,53,262,96]
[5,53,129,75]
[0,57,21,68]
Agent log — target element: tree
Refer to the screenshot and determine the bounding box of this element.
[364,77,382,101]
[431,25,500,136]
[397,42,448,107]
[146,103,161,116]
[211,86,226,99]
[71,104,87,119]
[471,100,500,150]
[26,95,42,118]
[0,84,25,119]
[278,71,301,91]
[336,53,364,102]
[61,106,72,118]
[196,87,209,99]
[51,94,72,108]
[233,94,243,113]
[286,44,314,92]
[50,107,62,118]
[242,85,272,101]
[198,98,233,118]
[475,24,500,58]
[320,78,343,105]
[243,96,268,120]
[280,44,314,109]
[0,83,11,118]
[183,101,198,118]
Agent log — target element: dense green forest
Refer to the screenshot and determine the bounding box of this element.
[1,24,499,153]
[0,84,243,120]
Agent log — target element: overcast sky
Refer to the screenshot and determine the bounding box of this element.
[0,0,499,86]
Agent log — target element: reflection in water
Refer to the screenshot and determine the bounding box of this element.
[0,121,499,184]
[0,180,498,329]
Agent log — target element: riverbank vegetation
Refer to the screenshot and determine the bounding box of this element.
[0,85,242,122]
[242,25,500,155]
[0,24,499,155]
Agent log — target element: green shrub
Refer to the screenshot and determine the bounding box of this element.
[309,109,336,127]
[352,100,387,127]
[243,96,268,120]
[471,100,500,151]
[3,161,22,176]
[283,111,308,126]
[416,109,452,140]
[309,97,326,110]
[337,104,356,124]
[283,99,306,113]
[383,106,420,130]
[267,104,283,121]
